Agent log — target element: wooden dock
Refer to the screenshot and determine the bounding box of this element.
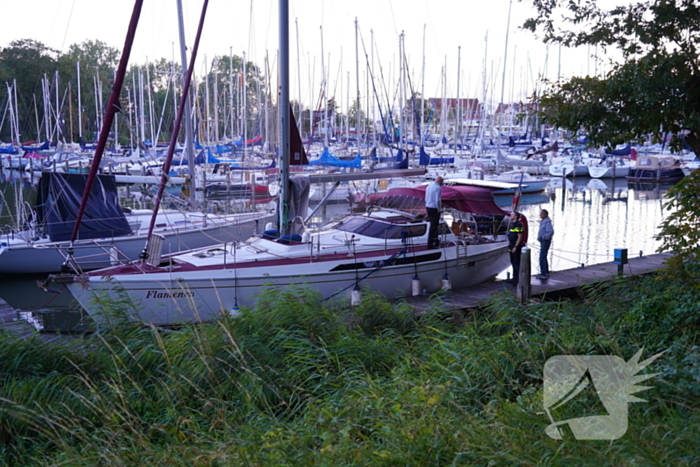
[0,253,673,341]
[407,252,673,312]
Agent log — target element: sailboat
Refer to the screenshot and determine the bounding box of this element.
[53,0,511,326]
[0,172,272,274]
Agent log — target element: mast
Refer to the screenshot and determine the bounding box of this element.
[43,74,50,142]
[278,0,291,235]
[213,58,219,143]
[421,24,426,147]
[146,57,156,145]
[398,32,404,151]
[229,47,234,141]
[138,67,146,146]
[112,69,119,150]
[354,18,361,140]
[243,51,248,162]
[320,26,328,147]
[295,18,303,126]
[54,70,60,143]
[456,46,461,156]
[176,0,196,201]
[77,61,83,140]
[204,56,210,146]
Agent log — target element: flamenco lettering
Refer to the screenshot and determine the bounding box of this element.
[145,290,195,299]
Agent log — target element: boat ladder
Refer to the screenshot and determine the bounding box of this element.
[455,239,469,267]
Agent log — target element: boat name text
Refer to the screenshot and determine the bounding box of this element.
[146,290,195,299]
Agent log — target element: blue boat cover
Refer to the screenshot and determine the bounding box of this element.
[0,145,18,154]
[35,172,132,242]
[419,146,454,165]
[21,141,50,151]
[308,147,362,168]
[605,143,631,156]
[171,149,222,166]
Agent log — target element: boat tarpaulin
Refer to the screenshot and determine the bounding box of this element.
[308,147,362,168]
[371,185,506,216]
[35,172,132,242]
[419,146,454,166]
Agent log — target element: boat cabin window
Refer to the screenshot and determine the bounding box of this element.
[335,217,427,239]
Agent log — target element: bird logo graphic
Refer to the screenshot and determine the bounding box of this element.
[543,349,663,440]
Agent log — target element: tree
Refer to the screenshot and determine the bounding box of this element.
[524,0,700,275]
[348,97,366,129]
[0,40,59,142]
[524,0,700,155]
[60,40,120,142]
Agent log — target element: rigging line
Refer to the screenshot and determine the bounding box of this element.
[321,248,408,302]
[525,241,611,258]
[59,0,78,55]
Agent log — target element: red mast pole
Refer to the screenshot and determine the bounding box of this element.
[142,0,209,257]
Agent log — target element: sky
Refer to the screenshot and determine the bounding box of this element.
[1,0,605,110]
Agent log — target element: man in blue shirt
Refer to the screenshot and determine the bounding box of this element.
[537,209,554,278]
[425,176,443,249]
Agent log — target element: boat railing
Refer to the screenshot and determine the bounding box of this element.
[34,239,135,274]
[366,206,420,220]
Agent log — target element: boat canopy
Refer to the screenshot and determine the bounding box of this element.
[634,155,679,169]
[371,185,507,216]
[35,172,132,242]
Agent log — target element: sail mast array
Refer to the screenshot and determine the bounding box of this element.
[69,0,144,244]
[142,0,210,257]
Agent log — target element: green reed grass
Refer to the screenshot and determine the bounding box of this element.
[0,274,698,465]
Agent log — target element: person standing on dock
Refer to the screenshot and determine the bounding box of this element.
[506,211,524,285]
[425,176,443,249]
[537,209,554,279]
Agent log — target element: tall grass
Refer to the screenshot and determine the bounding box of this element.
[0,275,698,465]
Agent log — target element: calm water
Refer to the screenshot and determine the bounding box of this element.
[515,177,672,274]
[0,171,677,330]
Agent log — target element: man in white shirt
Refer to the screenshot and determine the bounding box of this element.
[537,209,554,278]
[425,176,443,248]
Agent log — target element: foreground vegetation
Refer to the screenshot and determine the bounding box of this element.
[0,275,698,466]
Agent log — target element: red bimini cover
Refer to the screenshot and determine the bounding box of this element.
[372,185,507,216]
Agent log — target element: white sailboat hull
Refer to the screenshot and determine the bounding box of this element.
[587,165,630,178]
[548,163,589,177]
[67,241,509,325]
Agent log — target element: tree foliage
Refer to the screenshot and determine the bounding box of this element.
[524,0,700,155]
[656,170,700,282]
[524,0,700,272]
[0,39,270,145]
[0,40,60,142]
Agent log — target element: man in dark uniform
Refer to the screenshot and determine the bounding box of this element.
[507,211,524,285]
[425,176,443,249]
